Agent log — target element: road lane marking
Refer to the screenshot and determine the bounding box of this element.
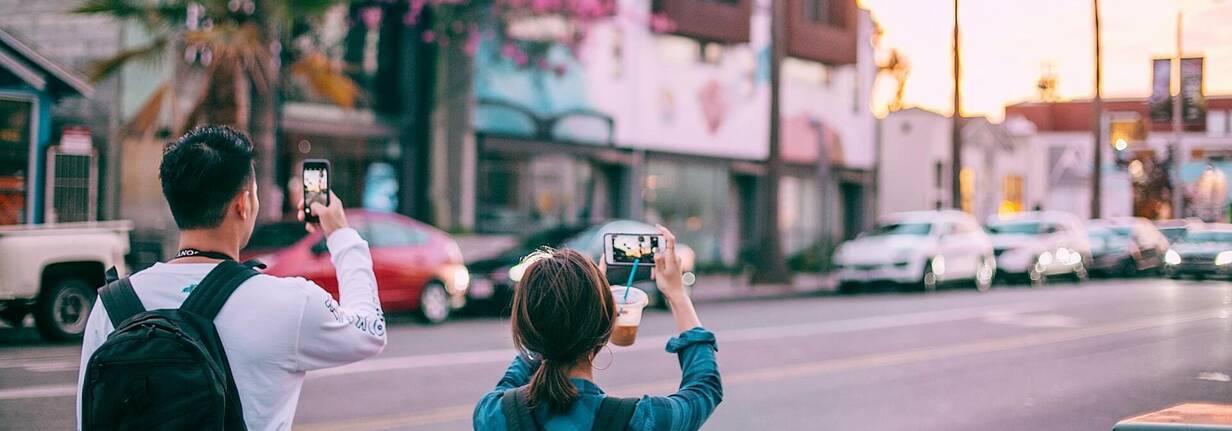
[0,302,1052,402]
[0,384,76,400]
[307,301,1054,380]
[292,307,1227,431]
[982,311,1083,328]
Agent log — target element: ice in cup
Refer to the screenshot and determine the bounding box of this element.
[610,285,649,346]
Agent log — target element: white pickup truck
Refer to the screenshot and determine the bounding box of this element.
[0,221,132,340]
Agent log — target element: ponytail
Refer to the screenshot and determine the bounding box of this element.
[526,359,580,413]
[510,249,616,414]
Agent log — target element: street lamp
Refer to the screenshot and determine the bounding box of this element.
[1171,0,1225,219]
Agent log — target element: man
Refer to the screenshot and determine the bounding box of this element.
[76,125,386,430]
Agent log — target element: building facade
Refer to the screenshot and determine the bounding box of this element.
[879,108,1037,224]
[0,1,122,225]
[443,0,878,266]
[1006,96,1232,221]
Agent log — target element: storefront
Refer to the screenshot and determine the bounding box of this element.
[0,28,93,225]
[280,104,403,218]
[477,135,630,233]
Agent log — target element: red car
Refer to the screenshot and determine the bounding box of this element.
[241,210,469,324]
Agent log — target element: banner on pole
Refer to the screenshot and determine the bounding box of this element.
[1149,58,1171,123]
[1180,57,1205,126]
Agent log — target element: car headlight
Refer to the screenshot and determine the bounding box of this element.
[453,267,470,292]
[1038,251,1053,266]
[1217,251,1232,266]
[1165,249,1182,265]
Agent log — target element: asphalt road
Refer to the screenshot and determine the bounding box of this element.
[3,278,1232,430]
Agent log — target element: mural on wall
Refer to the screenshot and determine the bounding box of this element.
[469,0,876,168]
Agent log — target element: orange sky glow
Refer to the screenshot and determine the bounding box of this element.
[861,0,1232,121]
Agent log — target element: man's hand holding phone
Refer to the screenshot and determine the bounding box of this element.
[298,191,348,237]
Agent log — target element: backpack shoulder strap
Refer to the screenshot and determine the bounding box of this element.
[180,260,260,320]
[593,396,638,431]
[98,277,144,328]
[501,388,539,431]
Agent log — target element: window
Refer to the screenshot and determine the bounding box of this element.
[0,97,33,225]
[786,0,855,64]
[806,0,845,27]
[1209,110,1229,137]
[1000,175,1024,215]
[934,162,944,190]
[367,220,428,248]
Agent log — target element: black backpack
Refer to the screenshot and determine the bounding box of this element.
[81,260,260,431]
[500,387,638,431]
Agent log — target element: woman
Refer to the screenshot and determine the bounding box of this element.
[473,226,721,431]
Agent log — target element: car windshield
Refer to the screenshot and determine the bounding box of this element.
[1089,227,1116,239]
[1159,227,1187,242]
[1089,227,1129,239]
[867,222,932,237]
[1181,231,1232,244]
[246,222,310,251]
[986,221,1042,235]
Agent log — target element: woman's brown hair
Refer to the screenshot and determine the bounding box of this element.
[510,248,615,413]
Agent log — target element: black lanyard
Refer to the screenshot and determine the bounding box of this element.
[174,248,236,261]
[173,248,267,270]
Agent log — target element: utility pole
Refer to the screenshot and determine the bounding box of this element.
[752,0,791,284]
[950,0,963,210]
[1090,0,1103,219]
[1171,10,1185,219]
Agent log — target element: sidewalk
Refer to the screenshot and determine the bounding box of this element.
[688,272,836,303]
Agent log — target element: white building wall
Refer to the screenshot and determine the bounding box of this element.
[573,0,876,166]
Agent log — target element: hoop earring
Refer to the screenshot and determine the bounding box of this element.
[592,346,614,370]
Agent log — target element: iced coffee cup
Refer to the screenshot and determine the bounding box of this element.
[610,285,649,347]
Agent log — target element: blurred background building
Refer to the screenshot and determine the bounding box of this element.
[0,0,880,270]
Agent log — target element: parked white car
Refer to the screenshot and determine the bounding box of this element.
[833,210,996,292]
[0,221,132,340]
[986,211,1091,285]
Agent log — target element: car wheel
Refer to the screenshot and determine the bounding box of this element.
[974,256,994,292]
[1070,262,1089,284]
[837,282,859,295]
[0,304,28,328]
[1119,259,1138,278]
[416,282,451,325]
[921,260,939,293]
[1028,261,1047,288]
[35,278,96,341]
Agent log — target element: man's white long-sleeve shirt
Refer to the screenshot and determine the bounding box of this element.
[77,227,386,430]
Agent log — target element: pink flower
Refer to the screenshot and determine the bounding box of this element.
[422,30,436,43]
[463,32,480,55]
[360,7,383,28]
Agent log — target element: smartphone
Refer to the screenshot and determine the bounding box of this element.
[302,159,330,223]
[604,233,662,266]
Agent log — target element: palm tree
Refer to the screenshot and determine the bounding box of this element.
[75,0,359,220]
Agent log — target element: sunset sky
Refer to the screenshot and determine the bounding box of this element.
[860,0,1232,120]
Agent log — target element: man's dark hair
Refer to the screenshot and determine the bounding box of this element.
[160,125,256,230]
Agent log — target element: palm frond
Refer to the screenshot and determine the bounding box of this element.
[86,37,169,81]
[121,82,171,137]
[289,52,359,108]
[73,0,188,30]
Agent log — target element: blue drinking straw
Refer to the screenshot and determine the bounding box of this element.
[624,259,640,303]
